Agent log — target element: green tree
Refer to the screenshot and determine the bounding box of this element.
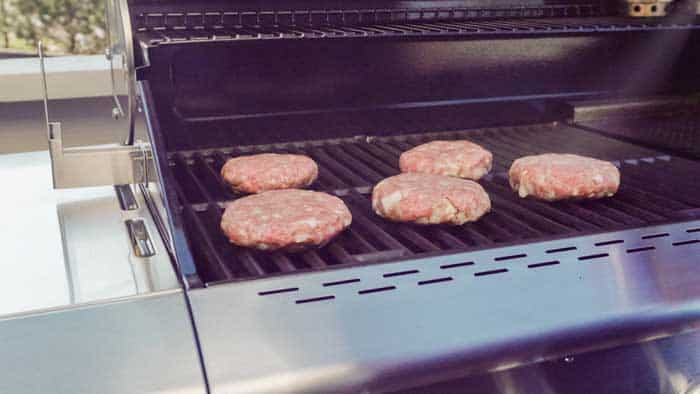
[9,0,106,54]
[0,0,9,48]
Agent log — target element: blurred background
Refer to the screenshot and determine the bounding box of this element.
[0,0,136,154]
[0,0,106,58]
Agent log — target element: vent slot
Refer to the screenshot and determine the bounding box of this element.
[296,295,335,304]
[672,239,700,246]
[359,286,397,295]
[595,239,624,246]
[546,246,577,254]
[626,246,655,253]
[418,277,453,285]
[641,233,669,239]
[494,253,527,262]
[259,287,299,296]
[578,253,609,261]
[323,278,361,287]
[383,270,419,278]
[528,260,560,268]
[474,269,508,277]
[440,261,475,269]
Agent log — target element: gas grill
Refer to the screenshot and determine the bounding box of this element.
[40,0,700,391]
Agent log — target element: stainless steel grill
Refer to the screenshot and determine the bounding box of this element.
[168,122,700,284]
[80,1,700,391]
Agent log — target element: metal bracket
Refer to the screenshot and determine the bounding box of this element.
[39,41,154,189]
[125,218,156,257]
[47,123,155,188]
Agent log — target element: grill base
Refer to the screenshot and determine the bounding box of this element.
[168,123,700,285]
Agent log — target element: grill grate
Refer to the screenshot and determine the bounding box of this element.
[169,123,700,285]
[136,16,700,45]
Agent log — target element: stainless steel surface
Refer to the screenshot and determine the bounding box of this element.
[190,220,700,393]
[0,291,206,394]
[0,150,179,316]
[115,183,138,210]
[0,151,70,315]
[57,182,179,302]
[0,97,149,155]
[395,330,700,394]
[47,121,155,188]
[126,218,156,257]
[569,96,700,122]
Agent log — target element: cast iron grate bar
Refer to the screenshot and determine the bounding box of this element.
[169,123,700,284]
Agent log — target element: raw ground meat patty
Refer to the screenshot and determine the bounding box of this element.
[221,153,318,194]
[508,153,620,201]
[372,173,491,225]
[220,189,352,251]
[399,140,493,180]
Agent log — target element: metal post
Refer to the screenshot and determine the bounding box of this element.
[38,41,51,136]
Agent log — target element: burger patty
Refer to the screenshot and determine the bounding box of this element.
[221,153,318,194]
[508,153,620,201]
[399,140,493,180]
[372,173,491,225]
[220,189,352,251]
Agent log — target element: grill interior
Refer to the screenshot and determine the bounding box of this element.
[168,123,700,285]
